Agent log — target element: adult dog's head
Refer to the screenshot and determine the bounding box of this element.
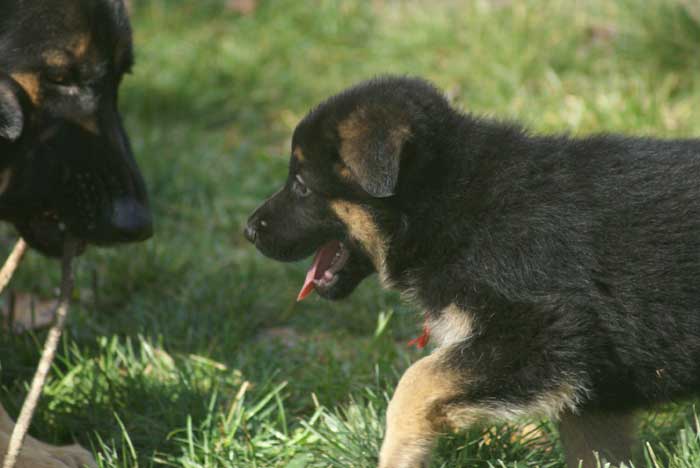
[246,77,454,300]
[0,0,152,257]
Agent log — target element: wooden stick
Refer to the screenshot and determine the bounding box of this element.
[0,239,26,296]
[2,239,78,468]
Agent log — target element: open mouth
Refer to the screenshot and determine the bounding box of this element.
[297,240,350,301]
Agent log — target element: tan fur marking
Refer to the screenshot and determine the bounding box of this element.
[293,146,304,162]
[72,34,91,59]
[379,350,461,468]
[380,339,586,467]
[76,117,100,134]
[42,50,70,68]
[534,384,584,419]
[337,108,411,168]
[337,112,367,180]
[337,108,367,146]
[381,359,584,468]
[337,108,411,195]
[447,382,583,427]
[388,125,411,148]
[10,73,40,104]
[428,304,474,348]
[0,168,12,195]
[329,200,387,273]
[333,162,353,180]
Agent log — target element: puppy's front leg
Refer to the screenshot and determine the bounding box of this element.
[379,341,585,468]
[379,350,463,468]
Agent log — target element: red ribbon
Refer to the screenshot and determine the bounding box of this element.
[408,319,430,349]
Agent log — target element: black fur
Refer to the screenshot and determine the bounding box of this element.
[0,0,151,257]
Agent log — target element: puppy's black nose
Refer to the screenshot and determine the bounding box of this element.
[246,206,270,244]
[245,217,268,243]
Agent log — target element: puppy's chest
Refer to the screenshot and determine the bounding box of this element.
[427,304,475,348]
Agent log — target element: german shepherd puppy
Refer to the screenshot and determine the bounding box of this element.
[0,0,152,258]
[246,76,700,467]
[0,1,150,466]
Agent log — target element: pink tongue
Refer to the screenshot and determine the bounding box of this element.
[297,241,341,301]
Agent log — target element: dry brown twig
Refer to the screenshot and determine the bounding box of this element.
[2,238,79,468]
[0,239,27,296]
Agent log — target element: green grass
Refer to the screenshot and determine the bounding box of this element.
[3,0,700,466]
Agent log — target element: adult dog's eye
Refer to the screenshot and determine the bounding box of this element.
[45,69,72,86]
[292,174,311,197]
[44,67,79,87]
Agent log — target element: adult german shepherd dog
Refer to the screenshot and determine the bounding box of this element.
[246,76,700,467]
[0,1,151,466]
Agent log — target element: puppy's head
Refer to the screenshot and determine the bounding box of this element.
[246,77,451,300]
[0,0,152,257]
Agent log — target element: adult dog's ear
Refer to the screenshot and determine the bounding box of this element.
[0,75,27,141]
[338,106,411,198]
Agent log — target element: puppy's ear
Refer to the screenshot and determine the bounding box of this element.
[0,76,25,141]
[338,107,411,198]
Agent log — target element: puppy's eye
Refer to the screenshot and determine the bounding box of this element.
[292,174,311,197]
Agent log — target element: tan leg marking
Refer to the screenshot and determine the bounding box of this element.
[379,350,462,468]
[471,382,583,423]
[0,403,97,468]
[329,200,388,278]
[9,73,40,105]
[379,348,584,468]
[428,304,474,348]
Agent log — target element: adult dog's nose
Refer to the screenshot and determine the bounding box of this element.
[110,197,154,242]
